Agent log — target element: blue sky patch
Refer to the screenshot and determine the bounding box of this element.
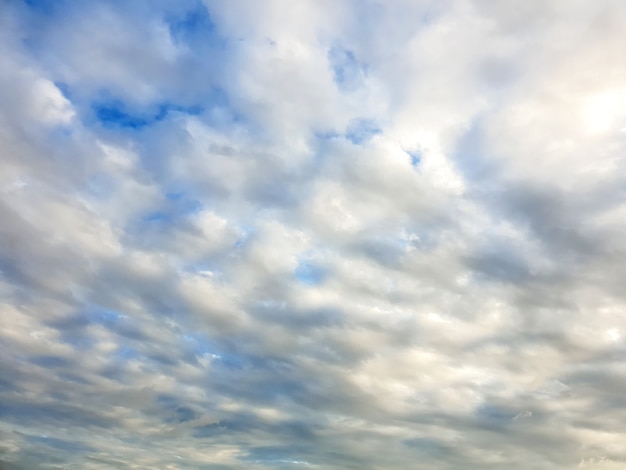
[406,149,422,167]
[54,81,73,100]
[165,191,186,201]
[475,404,517,427]
[295,261,326,285]
[114,347,140,361]
[329,47,366,91]
[139,191,202,227]
[143,211,171,223]
[346,119,381,145]
[166,2,224,49]
[22,0,62,15]
[91,97,205,130]
[315,129,341,141]
[85,306,125,326]
[234,225,256,249]
[92,101,150,129]
[182,333,247,369]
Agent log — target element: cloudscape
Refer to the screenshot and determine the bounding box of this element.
[2,1,626,468]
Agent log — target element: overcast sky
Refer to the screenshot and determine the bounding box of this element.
[2,0,626,469]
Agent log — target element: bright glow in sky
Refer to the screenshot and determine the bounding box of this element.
[2,1,626,469]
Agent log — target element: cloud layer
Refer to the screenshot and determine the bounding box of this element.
[2,1,626,468]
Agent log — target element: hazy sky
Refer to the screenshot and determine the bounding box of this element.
[2,1,626,469]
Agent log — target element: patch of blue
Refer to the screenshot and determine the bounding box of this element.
[157,394,179,407]
[138,192,203,229]
[23,0,62,14]
[219,354,247,370]
[51,127,74,139]
[166,191,185,201]
[193,421,228,438]
[157,398,200,424]
[165,190,202,214]
[183,333,217,356]
[143,212,171,222]
[234,225,256,249]
[200,88,248,131]
[182,333,246,369]
[182,262,221,277]
[475,404,516,426]
[182,200,203,214]
[346,119,381,145]
[78,305,149,342]
[315,130,341,140]
[295,261,326,285]
[168,3,215,38]
[158,102,205,118]
[406,149,422,167]
[54,81,72,100]
[450,118,493,181]
[202,86,230,110]
[115,347,140,361]
[166,2,225,49]
[91,98,205,130]
[93,101,149,129]
[85,307,124,326]
[170,406,197,424]
[329,47,366,91]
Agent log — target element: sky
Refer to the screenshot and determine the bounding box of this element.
[1,0,626,468]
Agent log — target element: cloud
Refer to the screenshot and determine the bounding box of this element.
[2,0,626,468]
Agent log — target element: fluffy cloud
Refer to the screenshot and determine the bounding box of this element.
[2,0,626,468]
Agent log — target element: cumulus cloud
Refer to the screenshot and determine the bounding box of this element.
[2,0,626,468]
